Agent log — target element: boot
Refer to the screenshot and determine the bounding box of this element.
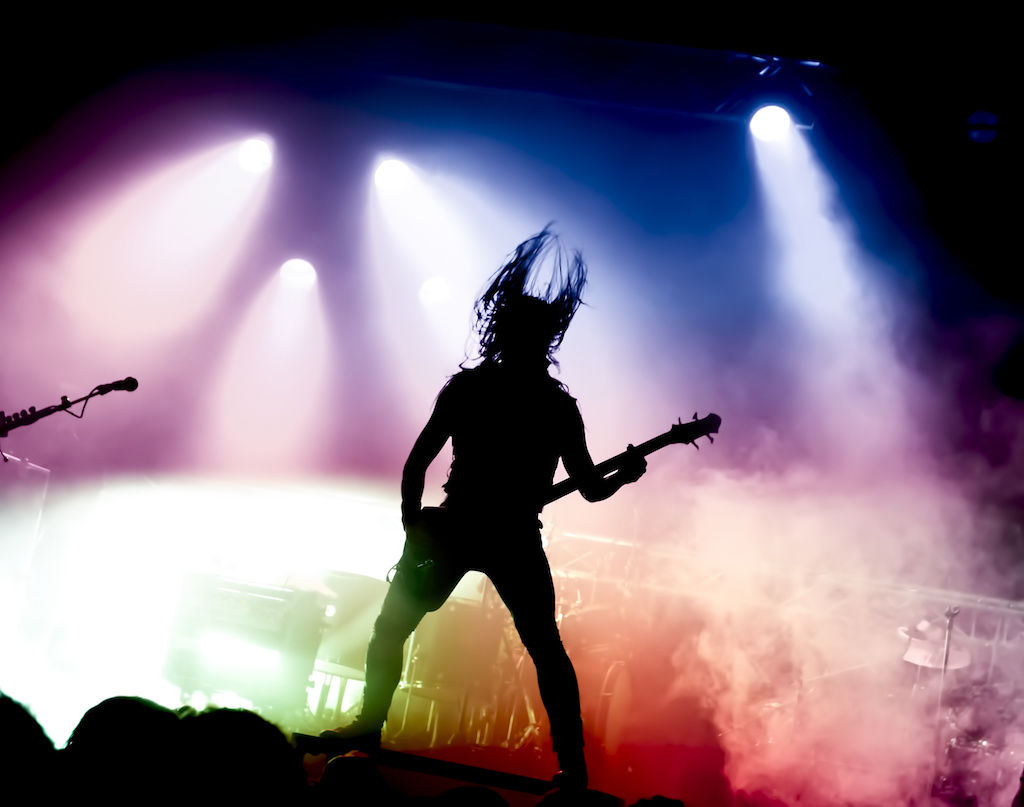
[294,718,382,759]
[552,745,588,791]
[317,717,382,756]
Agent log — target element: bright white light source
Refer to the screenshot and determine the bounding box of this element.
[237,137,274,173]
[374,158,414,191]
[279,258,317,289]
[419,276,452,306]
[199,632,281,671]
[750,105,793,142]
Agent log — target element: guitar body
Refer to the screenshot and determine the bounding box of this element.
[397,506,461,611]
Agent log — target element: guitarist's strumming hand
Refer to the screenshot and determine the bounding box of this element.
[401,500,422,532]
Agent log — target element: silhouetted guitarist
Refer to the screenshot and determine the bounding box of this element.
[322,227,648,790]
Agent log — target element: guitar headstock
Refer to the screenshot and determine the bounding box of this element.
[669,412,722,449]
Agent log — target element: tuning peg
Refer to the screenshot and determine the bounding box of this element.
[708,435,714,444]
[692,412,698,420]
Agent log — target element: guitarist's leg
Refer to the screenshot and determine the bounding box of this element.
[351,554,465,734]
[485,534,586,786]
[357,588,422,731]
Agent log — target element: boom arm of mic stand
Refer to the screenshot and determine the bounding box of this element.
[2,390,100,438]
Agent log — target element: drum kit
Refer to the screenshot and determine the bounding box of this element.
[896,608,1024,805]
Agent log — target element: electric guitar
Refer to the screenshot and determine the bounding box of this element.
[399,412,722,607]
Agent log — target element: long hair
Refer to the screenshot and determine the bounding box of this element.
[471,224,587,368]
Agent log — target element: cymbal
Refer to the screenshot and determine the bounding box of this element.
[897,622,971,669]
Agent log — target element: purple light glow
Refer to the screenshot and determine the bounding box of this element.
[194,269,333,473]
[53,140,272,357]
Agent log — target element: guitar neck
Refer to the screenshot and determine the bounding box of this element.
[543,429,678,507]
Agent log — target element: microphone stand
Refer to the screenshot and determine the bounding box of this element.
[1,379,138,460]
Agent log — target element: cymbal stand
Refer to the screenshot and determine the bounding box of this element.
[929,605,961,799]
[492,618,544,754]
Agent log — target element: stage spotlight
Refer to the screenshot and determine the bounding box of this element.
[750,105,793,142]
[418,275,452,307]
[279,258,317,289]
[374,158,413,191]
[237,137,274,173]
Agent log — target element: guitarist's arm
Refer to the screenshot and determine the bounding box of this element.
[560,402,647,503]
[401,388,454,528]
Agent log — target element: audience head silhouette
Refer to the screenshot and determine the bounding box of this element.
[60,695,183,802]
[0,692,56,792]
[179,706,307,803]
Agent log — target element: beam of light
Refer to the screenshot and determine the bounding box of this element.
[368,156,482,352]
[52,137,274,359]
[749,104,793,142]
[195,267,333,472]
[363,156,495,436]
[751,129,924,472]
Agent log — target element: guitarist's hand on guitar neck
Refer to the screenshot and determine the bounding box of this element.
[618,443,647,484]
[545,412,720,506]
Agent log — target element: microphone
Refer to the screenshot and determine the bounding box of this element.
[95,377,139,395]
